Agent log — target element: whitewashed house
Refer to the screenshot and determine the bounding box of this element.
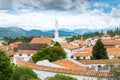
[73,47,92,59]
[70,40,88,49]
[73,46,120,60]
[76,59,120,71]
[112,35,120,40]
[63,44,81,58]
[13,50,36,64]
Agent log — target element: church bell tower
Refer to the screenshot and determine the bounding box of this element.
[55,20,59,42]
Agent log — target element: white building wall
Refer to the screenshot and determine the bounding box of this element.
[102,37,111,39]
[108,55,114,59]
[64,48,75,58]
[13,54,33,65]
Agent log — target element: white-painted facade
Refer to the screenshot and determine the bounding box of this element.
[64,48,81,58]
[102,36,111,40]
[13,53,33,65]
[73,55,115,60]
[74,56,91,60]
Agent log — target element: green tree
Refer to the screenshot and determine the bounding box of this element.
[76,56,80,60]
[3,36,34,44]
[47,74,77,80]
[53,42,61,47]
[12,66,41,80]
[0,50,13,80]
[91,39,108,60]
[32,46,66,63]
[28,78,40,80]
[106,62,120,80]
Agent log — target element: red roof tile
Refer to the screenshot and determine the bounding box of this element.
[101,39,120,45]
[6,51,16,56]
[76,60,120,65]
[30,38,52,44]
[73,40,87,46]
[63,44,80,50]
[17,50,36,54]
[53,59,85,69]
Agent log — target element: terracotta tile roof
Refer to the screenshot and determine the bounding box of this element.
[101,39,120,45]
[80,47,92,52]
[59,42,69,46]
[74,52,92,57]
[74,47,120,57]
[76,60,120,65]
[73,47,92,57]
[0,45,11,50]
[17,50,36,54]
[112,36,120,40]
[30,38,52,44]
[6,51,16,56]
[17,59,113,77]
[10,42,22,47]
[53,59,85,69]
[73,40,87,46]
[63,44,80,50]
[107,47,120,55]
[102,34,111,37]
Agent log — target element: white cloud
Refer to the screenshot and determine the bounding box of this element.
[0,8,120,30]
[0,0,11,9]
[0,0,89,12]
[94,2,110,8]
[0,0,120,30]
[110,4,120,18]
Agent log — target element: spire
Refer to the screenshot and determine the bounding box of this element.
[55,20,59,42]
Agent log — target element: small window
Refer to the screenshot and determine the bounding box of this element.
[71,55,73,58]
[19,54,22,56]
[83,57,86,59]
[118,57,120,59]
[27,54,30,56]
[9,55,13,57]
[98,65,101,68]
[91,66,95,68]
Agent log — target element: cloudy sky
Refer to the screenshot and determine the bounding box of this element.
[0,0,120,30]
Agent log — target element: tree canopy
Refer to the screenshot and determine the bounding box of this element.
[0,50,13,80]
[12,66,41,80]
[53,42,61,47]
[32,46,66,63]
[91,39,108,60]
[106,62,120,80]
[3,36,33,44]
[47,74,77,80]
[66,27,120,42]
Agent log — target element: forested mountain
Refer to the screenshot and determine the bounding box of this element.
[0,27,119,38]
[0,27,75,38]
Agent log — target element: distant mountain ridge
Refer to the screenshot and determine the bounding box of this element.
[0,27,115,38]
[0,27,76,38]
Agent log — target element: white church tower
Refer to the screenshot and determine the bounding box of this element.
[54,20,59,42]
